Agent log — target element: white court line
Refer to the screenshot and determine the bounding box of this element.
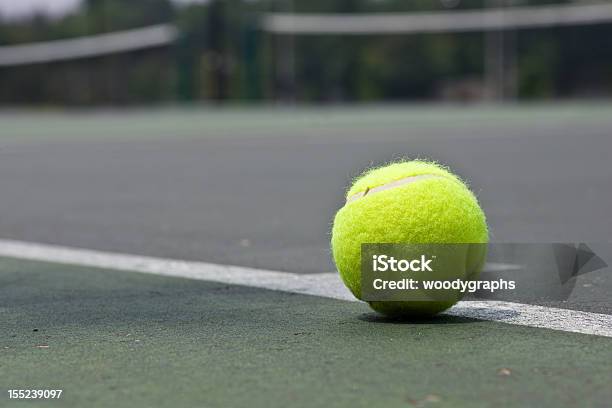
[0,239,610,338]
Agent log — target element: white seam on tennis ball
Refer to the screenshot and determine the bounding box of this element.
[346,174,448,204]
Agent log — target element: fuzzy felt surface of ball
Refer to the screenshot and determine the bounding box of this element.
[331,161,488,317]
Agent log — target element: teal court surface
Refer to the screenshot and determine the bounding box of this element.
[1,105,612,407]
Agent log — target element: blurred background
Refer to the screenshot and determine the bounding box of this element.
[1,0,612,106]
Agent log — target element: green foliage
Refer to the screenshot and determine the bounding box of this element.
[0,0,611,104]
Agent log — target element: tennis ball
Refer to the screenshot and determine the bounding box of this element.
[331,161,488,317]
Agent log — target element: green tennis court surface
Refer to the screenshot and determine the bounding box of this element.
[2,257,611,408]
[1,104,612,407]
[2,103,612,143]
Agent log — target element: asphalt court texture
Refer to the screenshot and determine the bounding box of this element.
[2,258,611,408]
[1,105,611,407]
[0,105,611,311]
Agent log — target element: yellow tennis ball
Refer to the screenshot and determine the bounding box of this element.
[331,161,488,317]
